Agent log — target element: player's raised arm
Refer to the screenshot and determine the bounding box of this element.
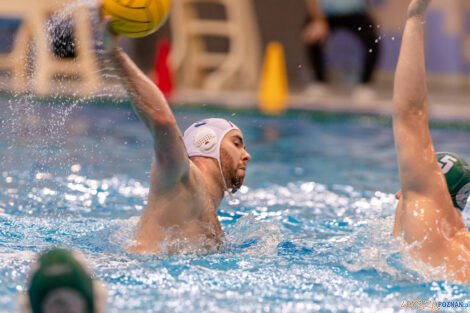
[392,0,440,197]
[392,0,466,251]
[103,31,189,184]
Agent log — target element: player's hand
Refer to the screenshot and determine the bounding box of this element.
[407,0,431,19]
[302,19,330,44]
[97,0,120,52]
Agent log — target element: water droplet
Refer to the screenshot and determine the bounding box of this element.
[358,27,362,31]
[369,49,373,53]
[71,164,81,173]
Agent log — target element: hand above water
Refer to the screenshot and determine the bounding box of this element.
[97,0,120,53]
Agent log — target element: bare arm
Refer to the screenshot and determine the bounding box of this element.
[393,0,464,243]
[110,47,189,187]
[393,0,435,195]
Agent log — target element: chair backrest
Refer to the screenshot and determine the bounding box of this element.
[170,0,262,91]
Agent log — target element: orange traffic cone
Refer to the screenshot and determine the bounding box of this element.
[153,38,173,98]
[258,41,288,115]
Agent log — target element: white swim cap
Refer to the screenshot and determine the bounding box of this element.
[183,118,241,197]
[183,118,240,164]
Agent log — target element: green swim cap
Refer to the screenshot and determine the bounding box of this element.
[28,248,94,313]
[437,152,470,211]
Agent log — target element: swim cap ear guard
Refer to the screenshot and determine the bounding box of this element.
[19,248,107,313]
[437,152,470,211]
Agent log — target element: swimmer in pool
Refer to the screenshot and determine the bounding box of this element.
[392,0,470,281]
[100,17,250,254]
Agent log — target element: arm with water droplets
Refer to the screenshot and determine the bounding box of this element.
[100,17,189,188]
[392,0,466,264]
[393,0,434,196]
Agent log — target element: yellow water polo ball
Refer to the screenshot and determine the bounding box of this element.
[102,0,171,38]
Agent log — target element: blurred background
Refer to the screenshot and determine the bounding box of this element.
[0,0,470,118]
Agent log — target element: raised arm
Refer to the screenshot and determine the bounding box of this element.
[109,43,189,186]
[393,0,465,246]
[393,0,441,197]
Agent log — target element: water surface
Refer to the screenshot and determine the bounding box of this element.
[1,96,470,312]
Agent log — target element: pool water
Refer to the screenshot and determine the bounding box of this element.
[1,96,470,312]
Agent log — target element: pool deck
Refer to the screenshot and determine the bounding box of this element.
[1,74,469,123]
[171,85,470,124]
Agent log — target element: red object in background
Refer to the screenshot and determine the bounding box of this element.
[153,38,173,98]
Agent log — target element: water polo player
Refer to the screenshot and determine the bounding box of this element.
[100,18,250,253]
[18,248,107,313]
[392,0,470,281]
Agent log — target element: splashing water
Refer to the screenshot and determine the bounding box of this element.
[2,3,470,308]
[2,96,470,312]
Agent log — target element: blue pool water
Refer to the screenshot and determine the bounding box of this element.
[1,96,470,312]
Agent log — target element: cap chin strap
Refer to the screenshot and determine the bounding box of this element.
[216,159,235,203]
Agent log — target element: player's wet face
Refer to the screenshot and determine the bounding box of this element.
[220,130,251,193]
